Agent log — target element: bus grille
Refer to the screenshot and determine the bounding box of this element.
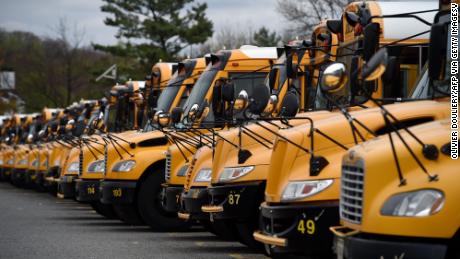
[78,150,83,176]
[165,151,171,181]
[340,163,365,224]
[103,145,108,175]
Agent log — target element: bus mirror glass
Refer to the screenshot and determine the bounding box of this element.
[279,92,299,117]
[233,90,249,111]
[249,84,270,115]
[321,63,348,93]
[362,48,388,81]
[363,23,380,61]
[428,22,448,81]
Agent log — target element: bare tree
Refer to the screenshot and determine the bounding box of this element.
[192,24,256,57]
[276,0,349,37]
[52,18,87,105]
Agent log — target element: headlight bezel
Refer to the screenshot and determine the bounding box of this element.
[87,159,105,173]
[218,166,255,183]
[380,189,445,217]
[112,160,136,172]
[281,179,334,202]
[67,161,80,173]
[194,168,212,182]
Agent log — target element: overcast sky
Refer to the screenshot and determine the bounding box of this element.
[0,0,284,46]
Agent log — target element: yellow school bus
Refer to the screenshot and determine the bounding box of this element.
[75,61,188,218]
[174,23,339,243]
[99,47,277,230]
[253,1,441,257]
[331,4,458,258]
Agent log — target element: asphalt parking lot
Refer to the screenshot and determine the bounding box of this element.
[0,182,267,259]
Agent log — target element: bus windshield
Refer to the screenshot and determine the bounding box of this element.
[155,74,187,112]
[182,69,219,118]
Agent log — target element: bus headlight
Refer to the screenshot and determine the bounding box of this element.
[0,159,3,165]
[67,162,79,173]
[381,189,444,217]
[218,166,254,183]
[194,168,212,182]
[112,160,136,172]
[87,160,105,173]
[281,179,334,202]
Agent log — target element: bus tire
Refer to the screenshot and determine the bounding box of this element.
[113,204,144,225]
[90,202,118,219]
[210,219,240,241]
[137,169,190,232]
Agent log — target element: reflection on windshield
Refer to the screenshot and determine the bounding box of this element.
[87,111,99,127]
[182,69,218,116]
[265,64,287,93]
[156,75,187,112]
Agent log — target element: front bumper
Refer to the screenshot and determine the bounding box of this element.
[162,185,184,213]
[179,187,209,220]
[75,179,101,202]
[100,180,137,205]
[332,232,447,259]
[57,175,77,199]
[43,166,60,188]
[255,201,339,256]
[202,182,264,220]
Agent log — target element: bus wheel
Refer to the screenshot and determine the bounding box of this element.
[90,202,118,219]
[137,169,190,232]
[212,219,241,241]
[113,204,144,225]
[235,221,264,250]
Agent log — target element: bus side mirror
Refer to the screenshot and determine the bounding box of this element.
[262,95,278,116]
[38,130,45,139]
[27,134,34,143]
[65,119,75,133]
[279,92,299,117]
[363,23,380,62]
[153,110,170,128]
[72,121,86,137]
[362,48,388,81]
[345,11,360,27]
[321,63,348,93]
[286,55,298,79]
[197,100,210,120]
[222,82,235,102]
[96,116,105,131]
[233,90,249,111]
[249,84,270,115]
[171,107,183,124]
[188,104,200,122]
[428,22,448,81]
[157,113,170,128]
